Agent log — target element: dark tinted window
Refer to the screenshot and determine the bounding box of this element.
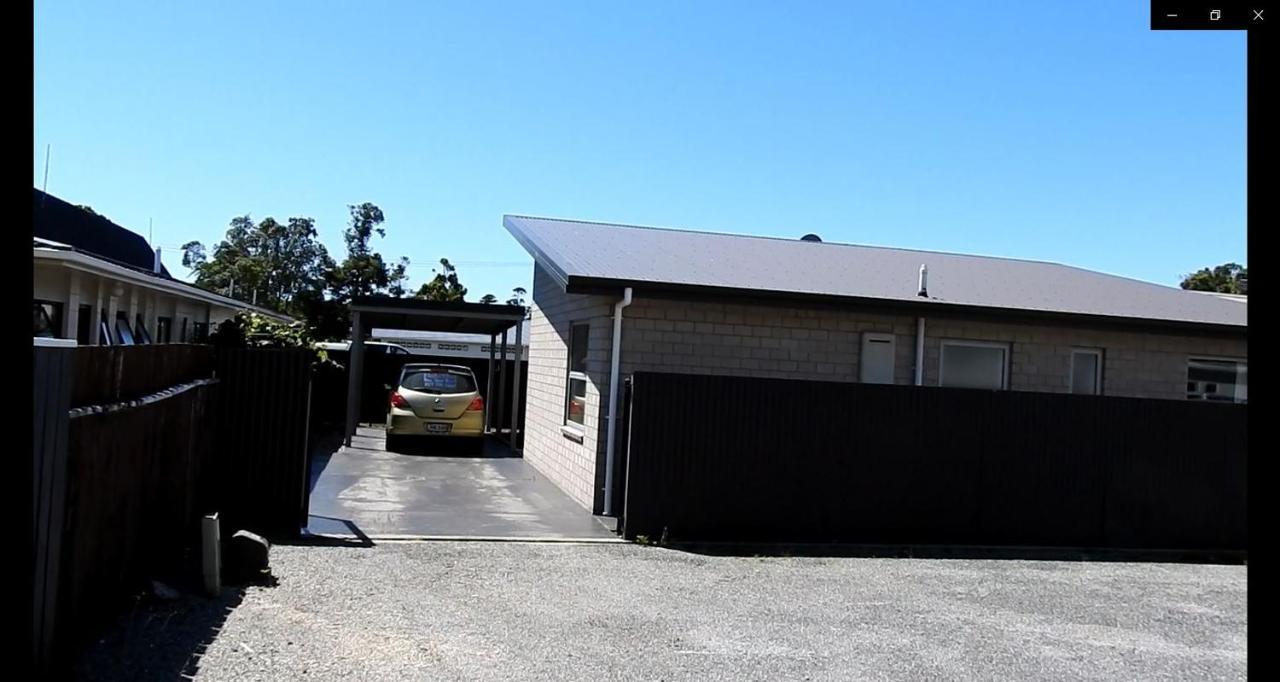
[570,324,589,373]
[77,305,92,344]
[34,301,61,338]
[402,368,477,393]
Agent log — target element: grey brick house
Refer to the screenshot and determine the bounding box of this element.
[504,215,1247,514]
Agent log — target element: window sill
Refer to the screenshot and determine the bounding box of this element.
[560,425,585,443]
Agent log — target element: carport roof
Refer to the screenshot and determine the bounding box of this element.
[350,296,527,335]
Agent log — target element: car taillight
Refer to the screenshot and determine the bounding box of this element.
[390,392,410,409]
[467,396,484,412]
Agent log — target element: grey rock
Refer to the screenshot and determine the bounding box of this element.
[224,530,271,584]
[150,580,180,600]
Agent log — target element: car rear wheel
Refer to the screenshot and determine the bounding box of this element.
[385,434,404,453]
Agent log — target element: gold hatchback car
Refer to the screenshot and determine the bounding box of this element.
[385,364,485,453]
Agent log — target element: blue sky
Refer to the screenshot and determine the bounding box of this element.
[34,1,1246,298]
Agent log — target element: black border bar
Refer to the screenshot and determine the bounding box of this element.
[1152,1,1268,29]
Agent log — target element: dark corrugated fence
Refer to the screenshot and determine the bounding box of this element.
[32,344,314,675]
[621,372,1247,551]
[213,347,313,539]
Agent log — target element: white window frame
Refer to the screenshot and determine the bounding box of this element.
[939,339,1010,390]
[1069,348,1104,395]
[564,323,590,431]
[1186,355,1247,404]
[860,332,897,384]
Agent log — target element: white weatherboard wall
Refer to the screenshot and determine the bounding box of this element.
[34,258,246,344]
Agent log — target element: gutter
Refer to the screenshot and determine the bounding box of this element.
[602,286,633,517]
[34,247,296,323]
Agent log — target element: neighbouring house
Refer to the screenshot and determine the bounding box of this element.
[33,188,291,344]
[371,320,530,360]
[503,215,1248,514]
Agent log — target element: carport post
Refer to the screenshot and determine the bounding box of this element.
[497,329,509,437]
[344,311,365,447]
[485,333,496,433]
[510,316,523,449]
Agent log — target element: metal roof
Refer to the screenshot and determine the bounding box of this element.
[349,296,527,335]
[372,319,531,344]
[504,215,1246,330]
[34,188,173,278]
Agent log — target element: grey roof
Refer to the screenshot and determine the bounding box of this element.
[504,215,1246,330]
[372,320,531,344]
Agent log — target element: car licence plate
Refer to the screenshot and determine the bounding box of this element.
[425,423,451,434]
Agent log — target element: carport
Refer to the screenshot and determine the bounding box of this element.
[344,296,528,449]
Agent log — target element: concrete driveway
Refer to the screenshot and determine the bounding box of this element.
[306,427,618,541]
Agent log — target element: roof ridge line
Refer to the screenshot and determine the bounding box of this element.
[503,214,1075,270]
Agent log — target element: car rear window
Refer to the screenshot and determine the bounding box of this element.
[401,368,477,393]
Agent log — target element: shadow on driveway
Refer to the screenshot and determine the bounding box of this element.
[307,426,619,541]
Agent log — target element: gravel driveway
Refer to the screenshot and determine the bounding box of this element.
[78,542,1246,680]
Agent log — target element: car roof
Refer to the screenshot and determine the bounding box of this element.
[401,363,474,372]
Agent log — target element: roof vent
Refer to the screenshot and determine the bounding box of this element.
[918,264,928,297]
[800,233,822,242]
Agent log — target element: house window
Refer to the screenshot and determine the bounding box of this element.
[860,333,896,384]
[115,311,136,345]
[939,340,1008,390]
[77,305,93,344]
[134,314,153,344]
[99,311,113,346]
[1187,358,1247,404]
[192,321,210,343]
[156,317,172,344]
[181,317,189,343]
[1070,349,1103,395]
[34,300,63,338]
[565,323,590,429]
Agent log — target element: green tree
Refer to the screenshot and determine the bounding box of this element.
[1180,263,1247,295]
[479,294,498,304]
[328,203,399,302]
[182,215,334,313]
[506,286,527,306]
[416,258,468,302]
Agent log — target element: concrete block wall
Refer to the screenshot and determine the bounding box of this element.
[523,285,1245,513]
[620,296,1247,402]
[521,265,616,511]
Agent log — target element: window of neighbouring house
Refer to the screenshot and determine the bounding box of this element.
[1070,349,1103,395]
[34,300,63,338]
[1187,358,1247,404]
[99,311,113,346]
[77,305,93,344]
[565,323,590,428]
[192,321,210,343]
[115,311,135,345]
[134,314,153,344]
[181,317,189,342]
[156,317,172,343]
[860,332,896,384]
[939,340,1008,390]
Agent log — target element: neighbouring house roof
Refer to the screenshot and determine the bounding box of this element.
[34,240,295,323]
[33,188,294,323]
[34,188,172,277]
[504,215,1246,332]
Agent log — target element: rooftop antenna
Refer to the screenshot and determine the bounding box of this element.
[149,218,153,246]
[41,144,51,205]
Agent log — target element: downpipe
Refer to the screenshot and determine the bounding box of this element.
[603,287,633,516]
